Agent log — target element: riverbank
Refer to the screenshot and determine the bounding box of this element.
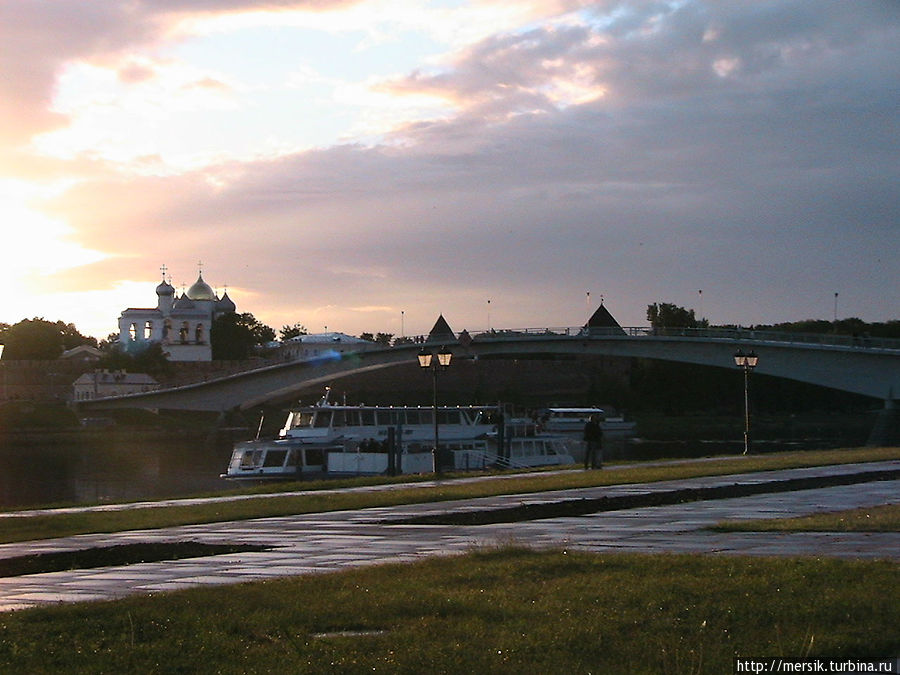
[2,446,896,543]
[0,454,897,672]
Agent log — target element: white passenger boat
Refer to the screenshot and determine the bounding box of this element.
[449,435,578,471]
[223,389,578,480]
[538,407,636,435]
[537,407,636,461]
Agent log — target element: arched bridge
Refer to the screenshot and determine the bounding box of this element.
[80,326,900,412]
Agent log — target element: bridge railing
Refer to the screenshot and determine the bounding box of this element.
[458,326,900,351]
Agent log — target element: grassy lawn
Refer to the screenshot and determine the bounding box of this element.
[0,547,896,674]
[713,503,900,533]
[1,446,897,544]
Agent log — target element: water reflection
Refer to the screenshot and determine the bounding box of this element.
[0,432,236,509]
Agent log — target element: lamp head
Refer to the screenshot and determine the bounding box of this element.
[734,349,759,369]
[417,348,432,369]
[437,346,453,368]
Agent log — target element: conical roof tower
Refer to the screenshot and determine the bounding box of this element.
[427,314,456,344]
[585,302,625,335]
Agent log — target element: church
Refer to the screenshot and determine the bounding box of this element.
[118,266,236,361]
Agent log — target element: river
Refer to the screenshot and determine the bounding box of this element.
[0,426,867,510]
[0,431,237,510]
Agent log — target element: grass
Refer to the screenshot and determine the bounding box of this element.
[1,446,897,544]
[0,547,895,674]
[713,503,900,533]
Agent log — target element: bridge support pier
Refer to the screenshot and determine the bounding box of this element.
[866,397,900,447]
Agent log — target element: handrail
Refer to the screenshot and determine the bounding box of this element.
[441,326,900,351]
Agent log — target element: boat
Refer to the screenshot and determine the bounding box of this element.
[448,435,578,471]
[537,407,636,461]
[223,388,578,480]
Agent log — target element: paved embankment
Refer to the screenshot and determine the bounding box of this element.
[0,460,896,612]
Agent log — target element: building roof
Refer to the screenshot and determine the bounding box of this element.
[216,290,236,313]
[586,303,622,329]
[186,273,215,301]
[427,314,456,344]
[60,345,103,360]
[173,293,196,310]
[156,278,175,296]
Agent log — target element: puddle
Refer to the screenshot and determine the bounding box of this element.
[0,541,272,577]
[388,469,900,526]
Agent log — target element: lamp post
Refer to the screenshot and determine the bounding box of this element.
[418,345,453,475]
[733,349,759,455]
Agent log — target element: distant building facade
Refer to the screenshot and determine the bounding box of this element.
[118,267,236,362]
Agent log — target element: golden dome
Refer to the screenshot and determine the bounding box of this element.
[186,273,215,301]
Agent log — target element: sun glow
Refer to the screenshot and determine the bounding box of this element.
[0,179,108,329]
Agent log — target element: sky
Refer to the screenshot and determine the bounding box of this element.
[1,0,897,341]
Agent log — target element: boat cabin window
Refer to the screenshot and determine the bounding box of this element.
[263,450,287,467]
[290,412,315,429]
[405,410,421,425]
[313,411,331,428]
[240,450,263,468]
[360,410,376,426]
[332,410,346,427]
[305,447,325,466]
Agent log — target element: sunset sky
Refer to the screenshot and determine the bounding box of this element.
[1,0,897,341]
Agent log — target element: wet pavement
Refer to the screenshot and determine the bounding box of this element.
[0,460,896,612]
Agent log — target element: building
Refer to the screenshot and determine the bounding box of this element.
[59,345,103,363]
[118,267,236,362]
[72,369,159,402]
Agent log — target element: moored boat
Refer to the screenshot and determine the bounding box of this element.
[222,389,579,480]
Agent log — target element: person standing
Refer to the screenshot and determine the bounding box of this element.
[583,415,603,469]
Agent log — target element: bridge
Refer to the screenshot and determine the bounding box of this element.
[79,323,900,413]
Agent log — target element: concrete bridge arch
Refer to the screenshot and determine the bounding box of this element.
[80,326,900,413]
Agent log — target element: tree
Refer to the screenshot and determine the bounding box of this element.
[98,340,170,374]
[374,333,393,346]
[280,323,308,341]
[0,318,96,360]
[646,303,707,330]
[58,321,98,350]
[359,333,375,342]
[211,313,276,360]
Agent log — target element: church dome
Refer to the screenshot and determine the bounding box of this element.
[216,290,236,313]
[186,273,215,301]
[156,279,175,296]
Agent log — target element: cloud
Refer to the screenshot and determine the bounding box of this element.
[0,0,362,154]
[4,1,899,338]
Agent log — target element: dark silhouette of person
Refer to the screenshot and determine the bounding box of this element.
[583,415,603,469]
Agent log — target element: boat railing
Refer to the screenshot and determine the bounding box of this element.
[490,453,533,471]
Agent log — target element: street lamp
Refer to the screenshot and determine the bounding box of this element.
[418,345,453,475]
[733,349,759,455]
